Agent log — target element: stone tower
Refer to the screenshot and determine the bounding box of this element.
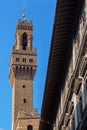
[9,12,40,130]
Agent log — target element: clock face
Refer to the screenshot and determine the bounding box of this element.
[22,33,27,50]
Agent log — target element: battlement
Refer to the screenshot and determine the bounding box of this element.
[17,20,33,31]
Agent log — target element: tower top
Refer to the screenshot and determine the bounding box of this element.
[16,8,33,31]
[22,7,26,21]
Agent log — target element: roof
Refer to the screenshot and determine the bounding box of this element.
[39,0,85,130]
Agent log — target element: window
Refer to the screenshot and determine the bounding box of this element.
[23,58,26,62]
[29,59,33,63]
[23,67,25,71]
[22,32,27,50]
[27,67,29,72]
[24,99,26,103]
[16,66,18,70]
[23,85,25,88]
[30,67,32,74]
[20,66,21,71]
[86,79,87,84]
[27,125,33,130]
[85,83,87,104]
[79,95,83,118]
[71,117,75,130]
[16,58,19,62]
[77,101,81,122]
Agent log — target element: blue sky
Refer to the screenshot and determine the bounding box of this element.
[0,0,56,129]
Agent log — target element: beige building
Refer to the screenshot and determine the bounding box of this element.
[9,13,40,130]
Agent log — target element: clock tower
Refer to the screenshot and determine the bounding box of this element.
[9,12,40,130]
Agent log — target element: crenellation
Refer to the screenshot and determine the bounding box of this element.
[17,20,33,32]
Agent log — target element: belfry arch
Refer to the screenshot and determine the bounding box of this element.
[22,32,28,50]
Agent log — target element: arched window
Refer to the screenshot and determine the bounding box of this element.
[27,125,33,130]
[22,32,27,50]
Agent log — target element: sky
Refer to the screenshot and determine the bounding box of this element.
[0,0,56,130]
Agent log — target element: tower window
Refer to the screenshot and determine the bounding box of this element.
[23,58,26,62]
[29,59,33,63]
[20,66,21,71]
[27,125,33,130]
[27,67,29,72]
[16,58,19,62]
[23,66,25,71]
[24,99,26,103]
[16,66,18,70]
[22,32,28,50]
[23,85,25,88]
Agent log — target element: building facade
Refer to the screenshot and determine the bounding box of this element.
[39,0,86,130]
[9,14,40,130]
[54,1,87,130]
